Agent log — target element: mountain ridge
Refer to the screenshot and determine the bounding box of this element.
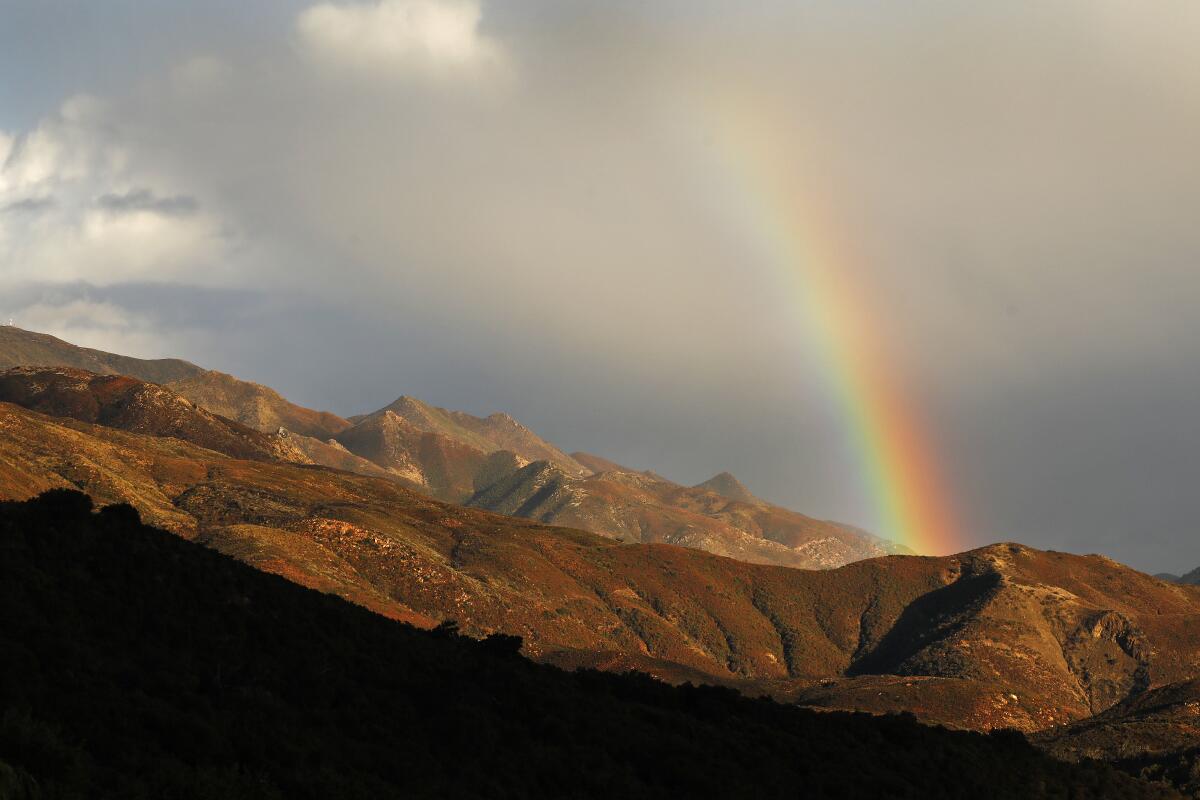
[0,326,908,569]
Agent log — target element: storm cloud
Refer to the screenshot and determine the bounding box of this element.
[1,1,1198,570]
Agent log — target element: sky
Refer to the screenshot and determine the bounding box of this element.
[2,1,1199,571]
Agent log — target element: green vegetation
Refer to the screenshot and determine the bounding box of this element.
[0,491,1179,799]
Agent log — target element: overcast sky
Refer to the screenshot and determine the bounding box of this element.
[2,1,1198,571]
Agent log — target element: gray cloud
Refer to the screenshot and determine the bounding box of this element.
[96,189,198,217]
[2,1,1199,571]
[1,196,55,214]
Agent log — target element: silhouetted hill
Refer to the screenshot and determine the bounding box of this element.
[0,490,1178,800]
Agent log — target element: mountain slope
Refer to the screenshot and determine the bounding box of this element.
[164,369,350,439]
[2,490,1172,800]
[694,471,759,503]
[469,460,905,569]
[571,450,638,474]
[354,395,588,475]
[2,399,1198,735]
[332,409,497,501]
[0,325,350,440]
[0,324,202,383]
[0,366,311,464]
[1036,679,1200,796]
[0,328,909,569]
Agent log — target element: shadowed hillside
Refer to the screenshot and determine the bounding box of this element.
[1036,680,1200,796]
[0,490,1178,800]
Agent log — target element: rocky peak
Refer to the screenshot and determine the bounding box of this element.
[693,471,758,504]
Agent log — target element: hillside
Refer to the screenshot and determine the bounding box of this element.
[0,366,313,465]
[332,409,497,501]
[0,327,907,569]
[345,395,588,477]
[1036,680,1200,796]
[468,460,904,568]
[0,324,201,384]
[694,471,759,503]
[0,326,350,440]
[2,399,1199,737]
[164,369,351,440]
[0,490,1173,800]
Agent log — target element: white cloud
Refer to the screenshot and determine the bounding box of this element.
[295,0,507,82]
[0,97,238,289]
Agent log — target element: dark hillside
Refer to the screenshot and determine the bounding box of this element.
[0,491,1176,799]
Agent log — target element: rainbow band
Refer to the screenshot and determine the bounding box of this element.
[696,106,961,556]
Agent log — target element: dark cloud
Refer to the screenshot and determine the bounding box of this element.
[2,196,55,214]
[96,189,198,217]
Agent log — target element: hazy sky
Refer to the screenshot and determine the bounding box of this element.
[2,1,1199,571]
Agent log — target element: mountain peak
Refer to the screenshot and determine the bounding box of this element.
[693,471,758,503]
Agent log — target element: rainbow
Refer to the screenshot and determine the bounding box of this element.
[688,105,961,556]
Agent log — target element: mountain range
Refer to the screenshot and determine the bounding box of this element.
[1,324,1198,794]
[0,325,898,569]
[1157,568,1200,586]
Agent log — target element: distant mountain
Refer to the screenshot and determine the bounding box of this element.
[571,450,638,474]
[468,460,904,568]
[0,327,906,567]
[356,395,588,476]
[1154,568,1200,585]
[333,409,496,500]
[3,399,1197,739]
[1,491,1165,800]
[693,471,759,503]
